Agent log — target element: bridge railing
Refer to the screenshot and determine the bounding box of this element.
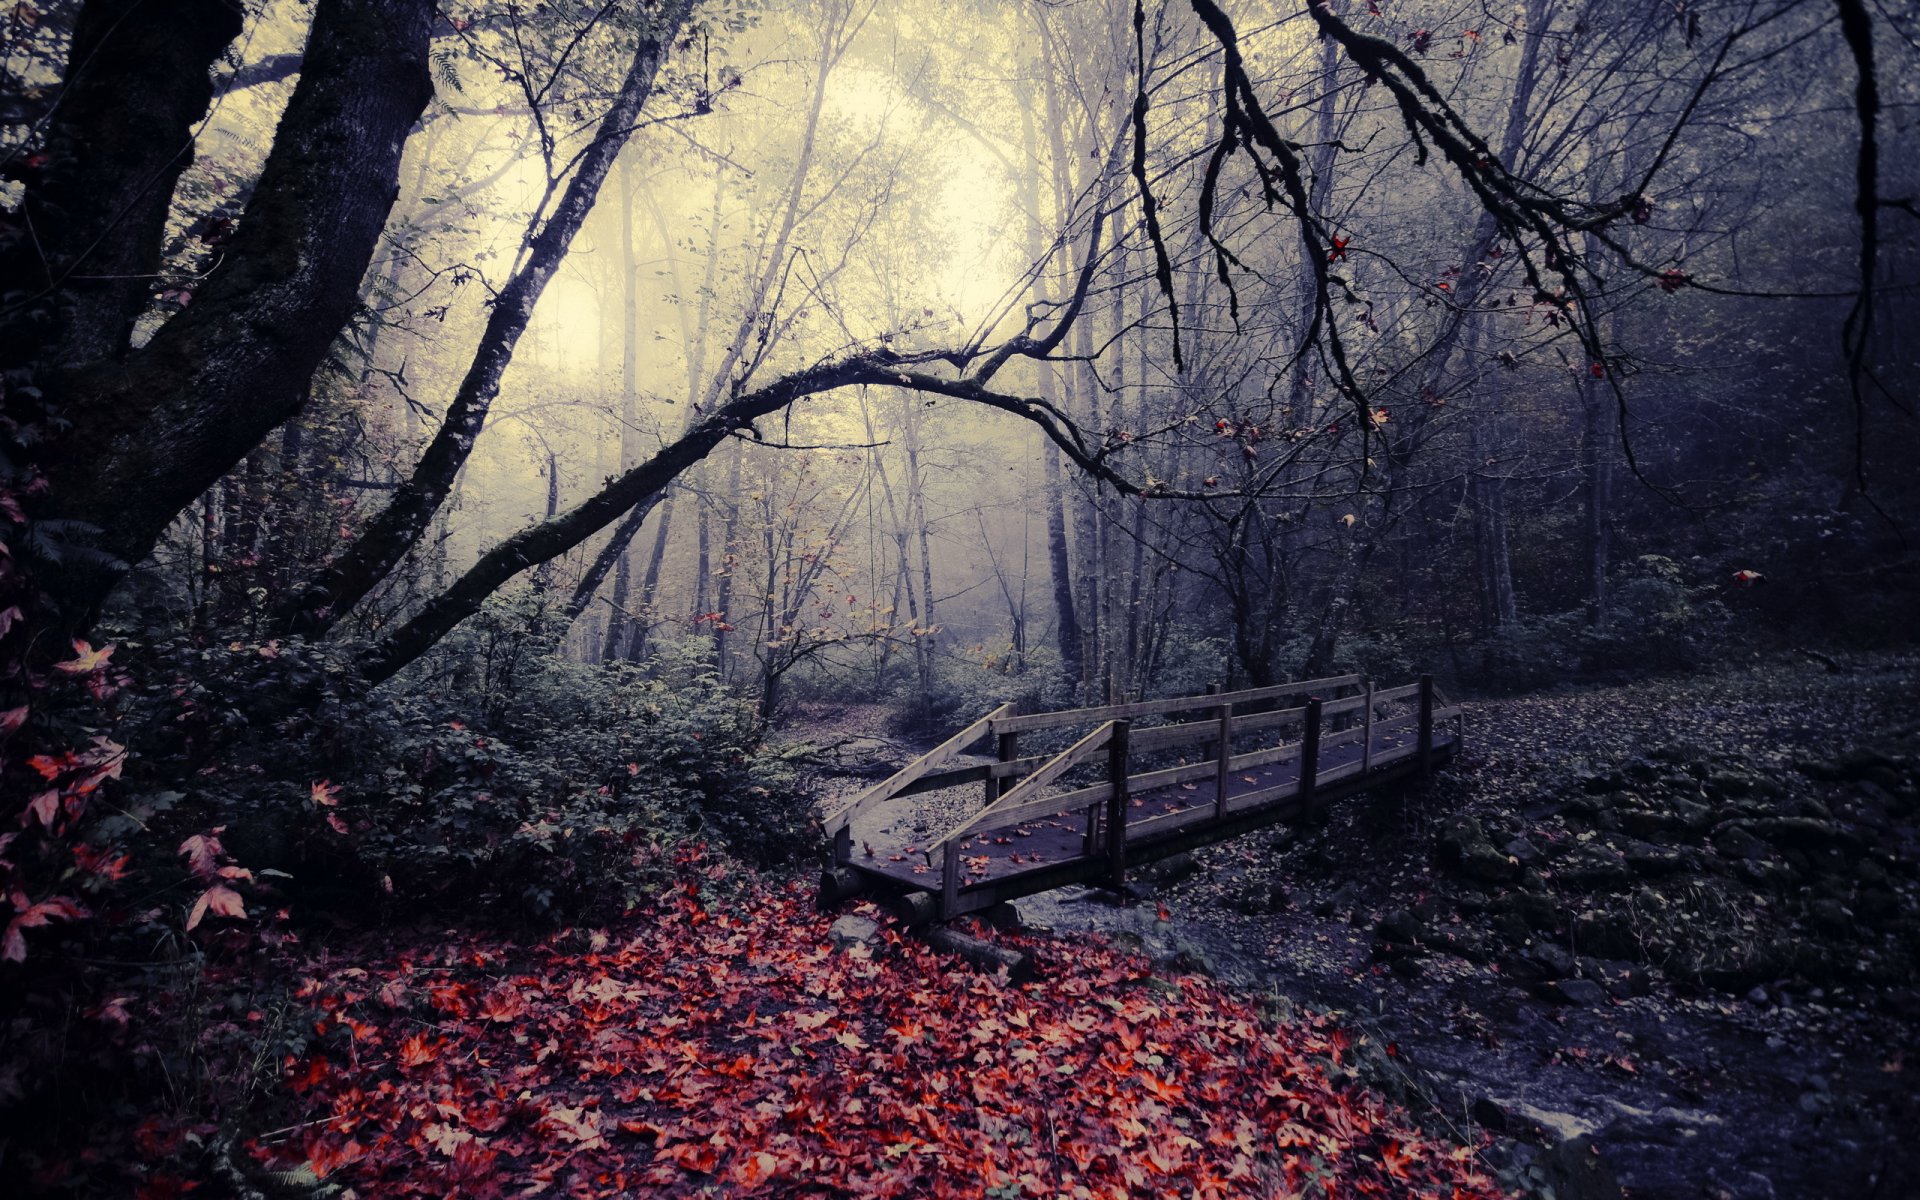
[823,674,1464,908]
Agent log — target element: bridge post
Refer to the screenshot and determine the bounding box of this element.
[987,730,1018,807]
[942,839,960,920]
[1299,698,1323,812]
[1361,680,1375,773]
[833,825,851,867]
[1106,720,1131,888]
[1417,674,1435,779]
[1210,682,1232,818]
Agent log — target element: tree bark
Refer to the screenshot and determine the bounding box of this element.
[1016,75,1081,680]
[23,0,244,368]
[36,0,435,618]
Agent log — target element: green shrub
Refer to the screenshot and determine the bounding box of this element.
[887,646,1072,738]
[105,615,811,928]
[1577,555,1730,673]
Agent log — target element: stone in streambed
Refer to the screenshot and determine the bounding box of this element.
[828,914,881,949]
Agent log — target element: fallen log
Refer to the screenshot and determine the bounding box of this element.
[916,924,1036,984]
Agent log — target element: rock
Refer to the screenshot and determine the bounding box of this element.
[1705,1169,1777,1200]
[1735,858,1794,888]
[1145,852,1201,884]
[828,915,881,949]
[1539,978,1609,1006]
[1572,910,1640,958]
[1671,797,1714,832]
[1750,816,1856,849]
[1807,897,1853,933]
[1795,757,1845,781]
[1459,842,1523,884]
[1705,770,1755,798]
[1856,887,1897,925]
[1503,836,1542,863]
[1388,955,1425,980]
[1558,850,1632,889]
[1377,908,1423,944]
[1533,1134,1623,1200]
[1712,824,1766,860]
[1438,816,1488,862]
[1589,959,1652,999]
[1496,890,1562,932]
[1746,985,1772,1006]
[1617,806,1681,836]
[1624,843,1685,878]
[1492,912,1532,946]
[980,902,1023,931]
[1470,1095,1509,1132]
[1529,942,1576,978]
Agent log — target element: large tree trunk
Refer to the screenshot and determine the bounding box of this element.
[1580,334,1615,625]
[28,0,244,369]
[602,155,647,660]
[29,0,435,620]
[281,1,694,635]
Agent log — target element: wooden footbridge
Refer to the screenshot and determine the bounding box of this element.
[819,673,1463,924]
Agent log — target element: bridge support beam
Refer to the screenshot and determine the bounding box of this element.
[918,924,1036,983]
[817,866,866,909]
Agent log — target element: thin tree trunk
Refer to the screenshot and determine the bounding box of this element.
[1041,36,1103,697]
[283,2,694,634]
[604,155,645,658]
[1017,77,1081,680]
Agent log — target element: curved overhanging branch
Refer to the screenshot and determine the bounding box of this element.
[358,335,1243,683]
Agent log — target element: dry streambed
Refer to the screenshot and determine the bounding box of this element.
[795,660,1919,1197]
[1011,658,1920,1199]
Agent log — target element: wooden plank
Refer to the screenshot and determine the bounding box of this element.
[1317,758,1365,787]
[1124,799,1221,841]
[1319,724,1364,751]
[1223,703,1308,736]
[823,701,1014,833]
[926,739,1456,918]
[998,712,1391,834]
[890,752,1055,801]
[941,840,959,919]
[992,731,1019,804]
[937,721,1115,849]
[1227,741,1304,775]
[1129,717,1225,753]
[987,673,1362,735]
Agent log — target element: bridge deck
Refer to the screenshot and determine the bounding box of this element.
[839,725,1456,915]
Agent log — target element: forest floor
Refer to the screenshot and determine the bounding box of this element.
[920,654,1920,1200]
[26,658,1914,1197]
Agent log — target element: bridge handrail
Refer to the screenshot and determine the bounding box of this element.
[986,673,1362,735]
[934,720,1118,853]
[821,701,1014,837]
